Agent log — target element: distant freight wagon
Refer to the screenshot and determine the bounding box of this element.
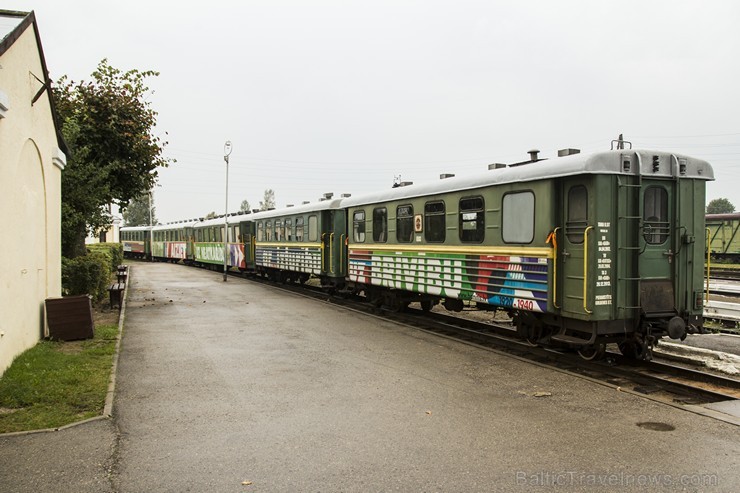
[706,213,740,262]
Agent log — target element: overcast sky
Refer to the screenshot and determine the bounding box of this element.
[11,0,740,222]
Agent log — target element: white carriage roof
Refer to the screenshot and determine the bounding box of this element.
[341,149,714,208]
[238,198,345,222]
[152,219,200,231]
[120,225,152,231]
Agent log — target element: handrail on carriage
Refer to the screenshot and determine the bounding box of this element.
[583,226,594,314]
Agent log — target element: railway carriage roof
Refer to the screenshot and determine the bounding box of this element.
[340,149,714,208]
[120,225,152,232]
[236,198,344,222]
[152,219,200,231]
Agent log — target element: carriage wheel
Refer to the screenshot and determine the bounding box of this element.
[577,343,606,361]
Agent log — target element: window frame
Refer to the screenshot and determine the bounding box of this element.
[373,207,388,243]
[502,191,535,244]
[424,201,446,243]
[353,210,366,243]
[396,204,414,243]
[643,186,669,245]
[459,196,485,243]
[308,215,318,242]
[295,217,304,242]
[566,185,588,244]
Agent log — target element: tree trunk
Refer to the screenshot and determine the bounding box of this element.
[62,220,88,258]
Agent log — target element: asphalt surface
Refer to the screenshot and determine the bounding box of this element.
[1,262,739,492]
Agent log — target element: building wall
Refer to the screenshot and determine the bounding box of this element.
[0,22,64,375]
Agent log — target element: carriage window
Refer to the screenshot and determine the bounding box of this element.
[373,207,387,242]
[257,222,264,241]
[502,192,534,243]
[460,197,484,243]
[308,215,318,242]
[353,210,366,243]
[275,220,283,241]
[566,186,588,244]
[296,217,304,241]
[266,221,273,241]
[425,201,446,243]
[285,219,293,241]
[396,205,414,243]
[644,186,669,244]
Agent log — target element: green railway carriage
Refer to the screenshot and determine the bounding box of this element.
[192,215,250,270]
[706,213,740,261]
[151,220,198,263]
[342,149,713,359]
[250,199,346,284]
[120,225,152,259]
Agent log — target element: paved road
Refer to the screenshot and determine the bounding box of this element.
[2,262,739,492]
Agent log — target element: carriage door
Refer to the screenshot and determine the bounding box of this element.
[321,211,334,275]
[639,180,675,316]
[560,179,592,317]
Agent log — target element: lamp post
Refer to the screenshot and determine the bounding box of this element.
[223,140,233,281]
[148,190,153,261]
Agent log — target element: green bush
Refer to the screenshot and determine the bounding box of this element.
[87,243,123,272]
[61,251,111,301]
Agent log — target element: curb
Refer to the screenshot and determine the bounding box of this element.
[0,268,130,438]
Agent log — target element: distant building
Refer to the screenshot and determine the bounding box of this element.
[85,204,122,244]
[0,10,67,375]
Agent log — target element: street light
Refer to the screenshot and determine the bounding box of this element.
[223,141,233,281]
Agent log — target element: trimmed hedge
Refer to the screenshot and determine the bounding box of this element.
[61,243,123,301]
[87,243,123,273]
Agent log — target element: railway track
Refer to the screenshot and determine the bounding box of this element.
[234,270,740,425]
[706,267,740,281]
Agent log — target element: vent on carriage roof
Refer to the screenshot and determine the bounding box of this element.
[440,173,455,179]
[323,192,334,199]
[398,181,413,187]
[341,193,352,198]
[488,163,506,170]
[286,204,294,207]
[558,148,580,157]
[302,201,310,205]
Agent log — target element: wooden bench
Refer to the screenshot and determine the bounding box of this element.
[109,282,126,309]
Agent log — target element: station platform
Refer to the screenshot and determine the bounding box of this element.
[2,262,738,492]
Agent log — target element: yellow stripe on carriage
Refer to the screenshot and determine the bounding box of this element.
[346,243,553,259]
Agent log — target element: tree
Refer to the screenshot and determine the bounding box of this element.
[53,59,172,257]
[122,193,156,226]
[706,198,735,214]
[259,189,276,211]
[239,199,251,213]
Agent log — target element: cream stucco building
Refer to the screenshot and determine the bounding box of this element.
[0,10,66,375]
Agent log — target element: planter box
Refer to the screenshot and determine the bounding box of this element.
[45,295,94,341]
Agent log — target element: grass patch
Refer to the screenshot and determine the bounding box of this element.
[0,323,118,434]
